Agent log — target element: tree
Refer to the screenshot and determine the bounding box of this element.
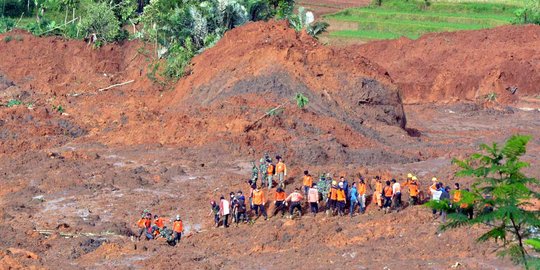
[77,1,121,43]
[441,135,540,269]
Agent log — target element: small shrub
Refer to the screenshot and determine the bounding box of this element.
[0,17,16,34]
[3,35,13,43]
[6,99,22,107]
[514,0,540,25]
[78,1,121,43]
[295,93,309,109]
[485,92,497,102]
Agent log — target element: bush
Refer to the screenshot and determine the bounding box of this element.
[0,17,16,34]
[1,0,35,17]
[77,1,121,43]
[514,0,540,25]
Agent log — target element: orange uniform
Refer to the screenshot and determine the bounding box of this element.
[453,190,462,203]
[275,191,286,201]
[336,189,346,202]
[173,220,183,233]
[267,164,274,176]
[154,218,165,228]
[303,175,313,187]
[329,187,338,200]
[408,181,419,197]
[383,186,393,197]
[375,182,383,193]
[276,161,286,174]
[358,183,367,195]
[252,190,265,205]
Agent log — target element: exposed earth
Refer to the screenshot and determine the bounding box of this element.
[0,20,539,269]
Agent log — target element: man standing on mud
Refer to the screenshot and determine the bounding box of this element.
[219,195,231,228]
[259,158,268,189]
[266,159,275,190]
[252,186,268,220]
[172,215,183,245]
[275,156,287,188]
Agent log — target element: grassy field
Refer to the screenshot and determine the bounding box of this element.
[323,0,523,42]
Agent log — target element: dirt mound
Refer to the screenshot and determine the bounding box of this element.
[163,21,410,165]
[355,24,540,104]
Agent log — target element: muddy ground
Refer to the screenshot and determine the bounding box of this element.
[0,21,539,269]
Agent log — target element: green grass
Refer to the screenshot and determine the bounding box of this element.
[324,0,522,42]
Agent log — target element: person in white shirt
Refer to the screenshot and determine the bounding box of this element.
[391,179,402,210]
[219,196,231,228]
[431,183,443,216]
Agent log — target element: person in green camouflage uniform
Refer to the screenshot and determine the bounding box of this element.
[259,158,268,188]
[317,173,332,211]
[251,161,259,185]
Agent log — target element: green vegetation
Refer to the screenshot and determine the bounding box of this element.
[514,0,540,25]
[6,99,22,107]
[432,135,540,269]
[325,0,523,41]
[295,93,309,109]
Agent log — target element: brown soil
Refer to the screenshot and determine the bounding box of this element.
[297,0,370,16]
[355,24,540,105]
[0,20,539,269]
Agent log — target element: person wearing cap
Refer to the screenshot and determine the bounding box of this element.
[302,171,313,197]
[336,182,347,216]
[286,187,304,218]
[219,195,231,228]
[429,177,439,196]
[273,187,287,217]
[308,183,319,216]
[403,176,420,205]
[349,182,359,217]
[172,215,183,244]
[357,178,367,213]
[252,186,268,220]
[209,201,220,227]
[275,156,287,188]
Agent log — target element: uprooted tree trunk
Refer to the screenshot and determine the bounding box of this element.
[244,102,287,132]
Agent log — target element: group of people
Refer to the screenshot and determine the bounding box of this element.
[135,210,184,246]
[210,154,472,228]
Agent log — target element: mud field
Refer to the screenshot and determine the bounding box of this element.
[0,21,539,269]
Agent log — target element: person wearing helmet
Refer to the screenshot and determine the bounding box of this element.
[336,182,347,216]
[209,201,220,227]
[172,215,183,244]
[403,176,420,205]
[327,180,339,216]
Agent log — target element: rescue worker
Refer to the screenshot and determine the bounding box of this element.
[308,183,319,216]
[372,176,383,210]
[431,183,443,216]
[286,187,304,218]
[327,181,339,215]
[349,182,359,217]
[252,186,268,220]
[235,190,248,224]
[462,188,474,219]
[136,214,151,241]
[302,171,313,197]
[172,215,183,245]
[391,179,402,210]
[259,158,268,188]
[219,195,231,228]
[317,174,331,211]
[336,182,347,216]
[209,201,220,227]
[266,160,275,190]
[452,183,462,210]
[273,187,287,217]
[357,178,367,213]
[152,215,165,237]
[428,177,439,197]
[275,156,287,188]
[403,176,420,205]
[251,161,259,185]
[382,180,393,214]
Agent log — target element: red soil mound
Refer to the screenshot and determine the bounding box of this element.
[355,24,540,104]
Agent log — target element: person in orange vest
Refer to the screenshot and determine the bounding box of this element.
[357,178,367,213]
[452,183,462,207]
[152,214,166,237]
[172,215,183,245]
[371,176,383,210]
[266,160,275,190]
[136,214,151,241]
[252,186,268,220]
[273,187,287,217]
[336,182,347,216]
[275,156,287,188]
[327,181,339,215]
[302,170,313,197]
[382,180,393,214]
[403,176,420,205]
[286,187,304,218]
